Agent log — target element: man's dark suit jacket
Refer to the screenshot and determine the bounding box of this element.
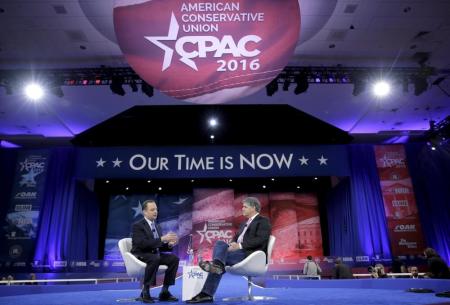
[233,214,271,258]
[332,263,354,279]
[131,218,171,259]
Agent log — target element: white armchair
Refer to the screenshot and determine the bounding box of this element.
[224,235,276,301]
[118,238,168,301]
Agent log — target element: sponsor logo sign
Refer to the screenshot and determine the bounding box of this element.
[394,224,416,232]
[114,0,300,102]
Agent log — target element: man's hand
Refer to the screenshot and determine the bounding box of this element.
[227,242,240,252]
[161,232,178,244]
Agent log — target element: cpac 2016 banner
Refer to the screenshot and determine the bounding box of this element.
[0,150,49,266]
[374,145,426,255]
[104,190,323,272]
[113,0,300,103]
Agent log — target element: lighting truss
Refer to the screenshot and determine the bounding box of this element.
[0,66,446,88]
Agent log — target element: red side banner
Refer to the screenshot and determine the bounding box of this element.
[374,145,426,255]
[191,189,322,271]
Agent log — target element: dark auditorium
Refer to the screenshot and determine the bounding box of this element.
[0,1,449,304]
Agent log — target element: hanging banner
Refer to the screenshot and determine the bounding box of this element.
[113,0,300,103]
[374,145,426,255]
[75,145,350,178]
[0,150,49,269]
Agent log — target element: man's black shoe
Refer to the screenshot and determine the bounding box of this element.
[141,292,155,303]
[199,260,224,275]
[186,292,213,303]
[159,291,178,302]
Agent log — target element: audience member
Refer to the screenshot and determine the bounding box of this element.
[27,273,38,285]
[423,248,450,279]
[332,258,353,279]
[409,266,422,279]
[303,255,322,278]
[369,264,388,278]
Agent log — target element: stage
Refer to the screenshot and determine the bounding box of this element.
[1,275,449,305]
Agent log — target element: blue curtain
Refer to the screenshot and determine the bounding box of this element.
[0,149,18,220]
[348,145,391,257]
[34,147,99,265]
[326,177,359,256]
[405,143,450,265]
[326,145,391,258]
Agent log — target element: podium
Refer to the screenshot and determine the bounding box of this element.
[182,266,208,301]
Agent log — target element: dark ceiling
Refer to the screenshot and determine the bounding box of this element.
[71,104,353,146]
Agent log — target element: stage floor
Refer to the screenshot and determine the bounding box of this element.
[0,275,449,305]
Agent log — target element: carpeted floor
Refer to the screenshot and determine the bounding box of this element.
[0,275,448,305]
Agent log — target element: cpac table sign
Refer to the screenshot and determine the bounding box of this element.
[114,0,300,103]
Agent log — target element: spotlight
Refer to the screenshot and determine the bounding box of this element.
[266,78,278,96]
[208,118,218,127]
[294,74,308,95]
[110,76,125,96]
[210,135,215,140]
[24,83,44,101]
[412,75,428,96]
[372,80,391,98]
[142,81,154,97]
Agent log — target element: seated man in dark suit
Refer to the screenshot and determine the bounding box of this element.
[187,197,271,303]
[131,199,179,303]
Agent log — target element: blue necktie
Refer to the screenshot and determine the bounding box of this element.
[150,222,159,239]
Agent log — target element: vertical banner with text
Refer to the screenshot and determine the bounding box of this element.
[0,150,49,268]
[374,145,425,255]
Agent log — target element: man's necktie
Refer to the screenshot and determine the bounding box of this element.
[150,222,159,239]
[237,219,251,244]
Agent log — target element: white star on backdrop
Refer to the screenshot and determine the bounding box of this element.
[112,158,123,168]
[96,158,106,167]
[113,195,127,201]
[132,201,143,218]
[196,223,209,244]
[299,156,309,165]
[318,155,328,165]
[173,197,188,205]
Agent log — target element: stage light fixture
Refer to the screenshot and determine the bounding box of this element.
[142,81,154,97]
[129,80,138,92]
[110,76,125,96]
[266,78,278,96]
[352,78,366,96]
[282,78,290,91]
[1,82,13,95]
[49,84,64,98]
[372,80,391,98]
[294,74,308,95]
[412,75,428,96]
[24,83,44,101]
